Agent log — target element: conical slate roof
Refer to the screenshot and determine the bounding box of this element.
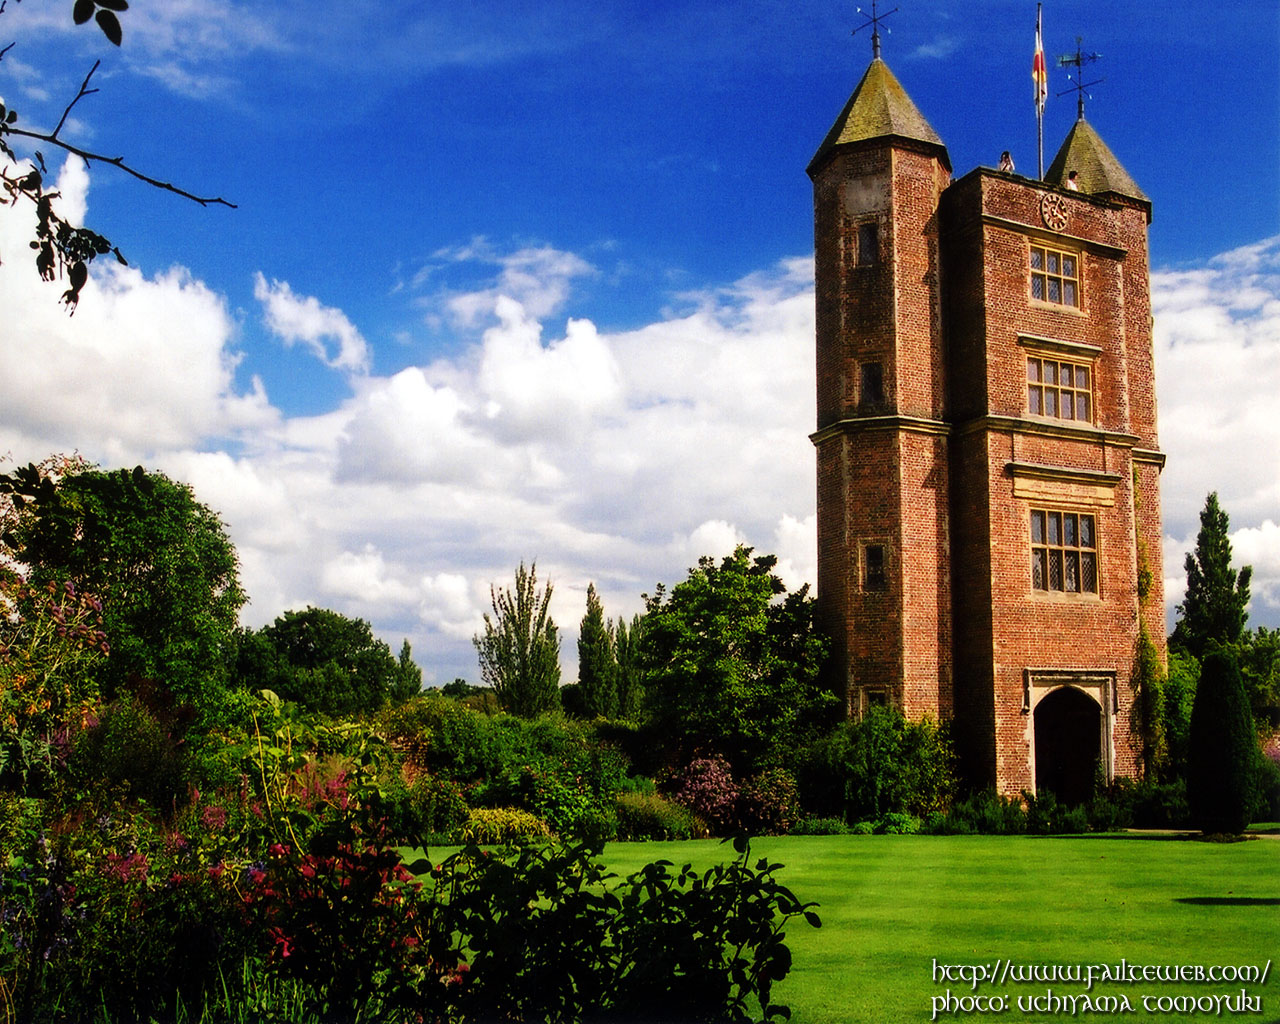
[807,58,951,176]
[1045,117,1147,204]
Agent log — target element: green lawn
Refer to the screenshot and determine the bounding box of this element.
[602,835,1280,1024]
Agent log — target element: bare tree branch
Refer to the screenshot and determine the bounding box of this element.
[0,0,234,308]
[51,59,100,139]
[3,60,235,208]
[6,123,236,208]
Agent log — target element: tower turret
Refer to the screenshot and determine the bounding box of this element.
[809,56,953,718]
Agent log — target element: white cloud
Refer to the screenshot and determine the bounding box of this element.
[476,300,623,441]
[1154,234,1280,631]
[773,513,818,594]
[428,240,596,328]
[0,157,277,464]
[254,273,371,375]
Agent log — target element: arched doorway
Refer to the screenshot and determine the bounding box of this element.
[1033,686,1101,806]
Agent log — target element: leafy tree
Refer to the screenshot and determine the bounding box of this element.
[1172,493,1252,661]
[613,613,645,720]
[1236,627,1280,732]
[639,546,833,773]
[1187,646,1259,834]
[473,562,560,717]
[1,462,243,716]
[238,607,413,716]
[577,583,617,718]
[393,639,423,703]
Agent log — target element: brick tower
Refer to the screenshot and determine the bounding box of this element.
[809,56,1165,799]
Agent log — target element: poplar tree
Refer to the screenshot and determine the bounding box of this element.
[393,640,423,702]
[613,614,645,720]
[1173,492,1252,661]
[473,562,560,717]
[577,583,618,718]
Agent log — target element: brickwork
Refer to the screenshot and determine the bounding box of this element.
[810,63,1164,799]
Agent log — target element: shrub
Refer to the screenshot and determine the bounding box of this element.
[67,697,191,814]
[875,812,921,835]
[614,791,707,841]
[382,772,470,844]
[1255,752,1280,822]
[789,816,849,835]
[849,821,874,835]
[395,699,631,835]
[1024,790,1059,834]
[434,836,818,1024]
[2,814,250,1024]
[796,708,955,823]
[618,773,656,795]
[1188,648,1259,834]
[1084,790,1132,833]
[1105,777,1190,829]
[936,790,1027,835]
[564,806,617,846]
[458,807,552,845]
[668,755,740,833]
[241,839,445,1022]
[737,768,801,836]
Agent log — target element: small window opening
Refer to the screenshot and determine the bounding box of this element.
[857,221,879,266]
[864,544,888,591]
[860,362,885,410]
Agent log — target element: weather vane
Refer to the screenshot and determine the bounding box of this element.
[853,1,899,59]
[1057,37,1104,119]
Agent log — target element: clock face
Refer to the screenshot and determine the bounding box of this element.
[1040,192,1069,232]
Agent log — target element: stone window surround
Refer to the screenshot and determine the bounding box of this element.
[1022,668,1117,783]
[1029,240,1082,308]
[1018,334,1103,425]
[1030,507,1099,596]
[859,538,890,592]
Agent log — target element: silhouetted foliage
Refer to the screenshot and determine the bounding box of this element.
[1,1,232,309]
[1187,647,1259,834]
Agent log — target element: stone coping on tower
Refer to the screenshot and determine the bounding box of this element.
[809,414,950,446]
[953,415,1140,449]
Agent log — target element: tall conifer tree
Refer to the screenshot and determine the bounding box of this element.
[613,614,645,720]
[577,583,618,718]
[1174,493,1252,660]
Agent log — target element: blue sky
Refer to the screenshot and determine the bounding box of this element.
[1,0,1278,685]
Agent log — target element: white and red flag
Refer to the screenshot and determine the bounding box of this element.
[1033,5,1048,112]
